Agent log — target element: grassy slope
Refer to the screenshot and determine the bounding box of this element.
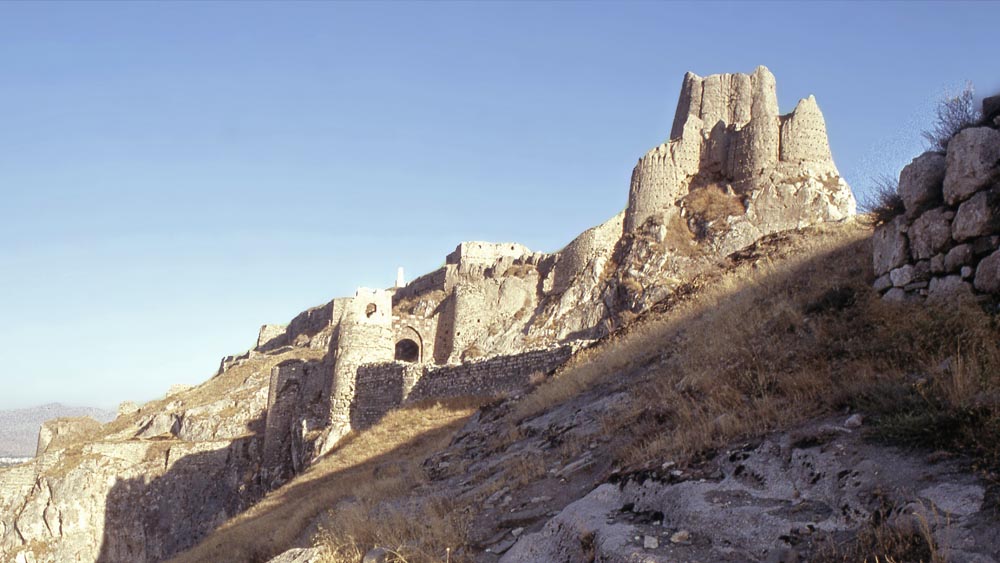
[172,218,1000,562]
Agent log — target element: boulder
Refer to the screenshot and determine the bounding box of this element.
[944,127,1000,205]
[908,207,952,260]
[929,253,946,274]
[899,151,946,218]
[882,288,908,302]
[872,216,909,275]
[267,548,326,563]
[135,413,181,440]
[971,235,1000,257]
[974,249,1000,293]
[944,244,974,272]
[890,265,915,287]
[873,274,892,292]
[929,275,974,301]
[952,188,1000,241]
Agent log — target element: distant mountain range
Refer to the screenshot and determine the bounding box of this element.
[0,403,116,457]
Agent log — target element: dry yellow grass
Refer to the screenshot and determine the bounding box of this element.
[513,219,1000,474]
[167,399,482,563]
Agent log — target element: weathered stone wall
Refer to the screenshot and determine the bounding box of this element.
[393,267,448,302]
[351,362,423,429]
[261,360,307,487]
[548,212,624,295]
[407,344,576,402]
[872,100,1000,302]
[255,298,348,353]
[392,313,438,363]
[349,344,577,429]
[446,241,533,266]
[257,323,288,350]
[329,288,395,441]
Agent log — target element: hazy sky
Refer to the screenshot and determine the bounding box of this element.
[1,1,998,409]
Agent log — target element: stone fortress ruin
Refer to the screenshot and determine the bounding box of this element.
[0,66,861,562]
[231,66,858,483]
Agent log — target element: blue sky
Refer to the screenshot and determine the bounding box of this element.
[1,1,997,409]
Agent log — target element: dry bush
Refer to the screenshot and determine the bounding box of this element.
[168,401,480,563]
[923,82,982,152]
[498,450,548,488]
[682,182,745,239]
[813,508,941,563]
[860,175,905,227]
[661,212,699,255]
[503,263,536,278]
[395,289,448,316]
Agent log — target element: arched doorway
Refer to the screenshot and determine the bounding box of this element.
[395,338,420,362]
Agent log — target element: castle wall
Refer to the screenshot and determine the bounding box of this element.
[349,344,576,429]
[256,324,288,351]
[260,360,306,486]
[549,212,624,295]
[393,267,448,302]
[446,241,532,266]
[391,313,438,363]
[329,289,394,438]
[351,363,423,429]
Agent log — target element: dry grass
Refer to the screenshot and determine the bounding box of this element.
[395,289,448,316]
[661,212,699,255]
[512,219,1000,476]
[922,81,981,152]
[682,182,745,239]
[167,400,482,563]
[860,175,905,227]
[814,505,942,563]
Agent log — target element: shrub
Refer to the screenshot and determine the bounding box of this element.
[860,175,904,226]
[922,82,981,152]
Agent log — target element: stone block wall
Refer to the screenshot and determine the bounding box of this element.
[351,363,423,429]
[393,267,447,302]
[407,344,575,402]
[446,241,533,266]
[872,104,1000,302]
[348,344,577,429]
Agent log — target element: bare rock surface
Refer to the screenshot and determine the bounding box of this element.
[501,418,999,563]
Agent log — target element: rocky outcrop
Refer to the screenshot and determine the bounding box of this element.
[872,100,1000,301]
[502,418,997,563]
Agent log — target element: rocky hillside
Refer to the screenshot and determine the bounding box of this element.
[3,67,999,563]
[173,220,1000,563]
[0,404,114,457]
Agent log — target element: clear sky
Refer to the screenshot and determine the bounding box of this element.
[1,1,997,410]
